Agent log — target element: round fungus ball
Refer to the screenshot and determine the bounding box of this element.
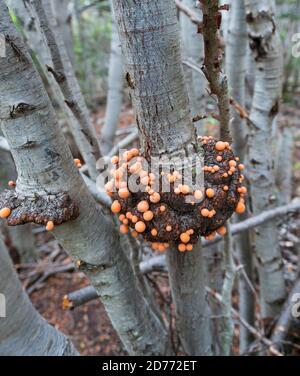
[143,210,154,221]
[135,221,146,233]
[111,200,121,213]
[137,200,149,213]
[0,207,11,219]
[46,220,54,231]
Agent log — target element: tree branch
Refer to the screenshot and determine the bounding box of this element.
[106,129,139,158]
[200,0,231,142]
[175,0,203,27]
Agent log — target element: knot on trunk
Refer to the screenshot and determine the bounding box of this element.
[0,190,79,228]
[107,138,246,252]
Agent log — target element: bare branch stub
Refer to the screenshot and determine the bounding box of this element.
[0,190,79,226]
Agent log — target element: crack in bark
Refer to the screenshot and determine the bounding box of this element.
[5,34,29,63]
[9,102,37,119]
[46,64,66,82]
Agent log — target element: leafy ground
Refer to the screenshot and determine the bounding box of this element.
[30,266,126,356]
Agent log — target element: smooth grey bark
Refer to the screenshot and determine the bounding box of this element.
[9,224,36,263]
[275,126,294,205]
[65,285,99,309]
[0,1,169,355]
[245,0,286,319]
[51,0,75,66]
[101,4,124,155]
[245,47,255,110]
[0,236,78,355]
[234,220,254,354]
[31,0,101,180]
[166,244,212,355]
[220,0,231,43]
[226,0,254,352]
[205,243,223,355]
[112,0,211,355]
[180,0,206,123]
[219,224,235,356]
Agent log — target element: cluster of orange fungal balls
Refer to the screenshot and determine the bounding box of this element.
[107,138,247,252]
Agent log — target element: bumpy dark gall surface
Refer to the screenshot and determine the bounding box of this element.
[0,190,79,226]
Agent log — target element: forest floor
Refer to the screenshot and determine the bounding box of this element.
[15,102,300,356]
[30,258,126,356]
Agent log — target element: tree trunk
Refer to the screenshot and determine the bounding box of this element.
[226,0,254,352]
[9,224,36,263]
[112,0,197,158]
[245,0,286,319]
[0,236,78,355]
[112,0,212,355]
[101,3,124,155]
[166,243,212,355]
[180,0,206,125]
[0,1,169,355]
[275,126,294,205]
[205,243,223,355]
[220,0,231,43]
[51,0,75,66]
